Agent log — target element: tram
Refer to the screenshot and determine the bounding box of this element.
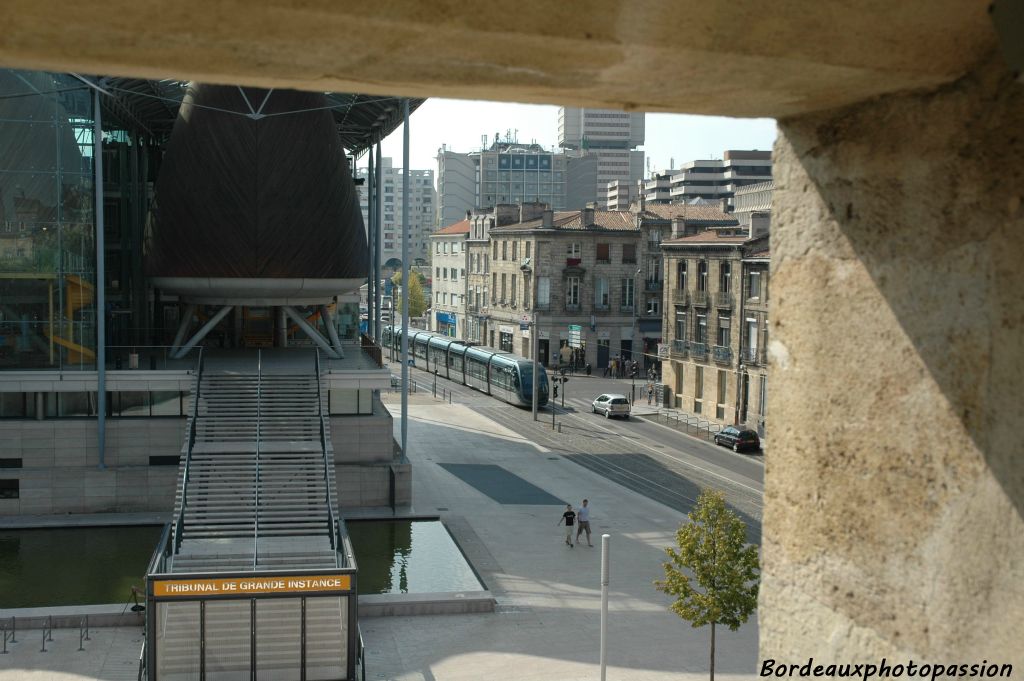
[382,326,549,407]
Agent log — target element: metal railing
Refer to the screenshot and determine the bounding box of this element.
[688,341,708,359]
[174,347,204,554]
[692,289,709,307]
[644,279,663,292]
[714,291,733,308]
[1,616,15,654]
[655,408,724,441]
[137,641,146,681]
[316,349,340,562]
[741,346,764,365]
[712,345,733,364]
[78,615,91,651]
[671,339,687,356]
[253,348,262,569]
[675,289,690,307]
[39,615,53,652]
[358,624,367,681]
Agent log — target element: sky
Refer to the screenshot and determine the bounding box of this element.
[364,98,777,178]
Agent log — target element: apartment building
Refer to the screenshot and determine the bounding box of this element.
[356,156,436,271]
[605,179,639,211]
[428,218,470,337]
[660,215,769,436]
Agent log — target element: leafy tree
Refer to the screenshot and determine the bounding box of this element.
[655,489,759,681]
[391,271,428,318]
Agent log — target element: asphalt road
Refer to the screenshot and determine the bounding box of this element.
[387,361,765,543]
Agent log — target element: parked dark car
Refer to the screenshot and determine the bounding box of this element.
[714,426,760,452]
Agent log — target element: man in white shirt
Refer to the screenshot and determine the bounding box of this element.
[576,498,593,547]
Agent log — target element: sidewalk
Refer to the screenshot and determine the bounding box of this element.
[362,401,759,681]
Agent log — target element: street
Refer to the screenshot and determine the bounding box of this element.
[386,361,764,543]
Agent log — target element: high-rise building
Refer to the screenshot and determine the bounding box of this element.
[558,107,645,208]
[356,157,436,270]
[666,150,772,209]
[436,138,597,230]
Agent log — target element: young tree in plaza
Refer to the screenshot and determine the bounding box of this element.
[655,489,759,681]
[391,271,428,318]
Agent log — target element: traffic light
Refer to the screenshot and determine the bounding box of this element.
[553,384,559,398]
[631,364,638,377]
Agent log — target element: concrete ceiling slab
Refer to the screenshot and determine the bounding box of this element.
[0,0,998,118]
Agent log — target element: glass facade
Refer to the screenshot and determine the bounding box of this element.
[0,70,97,370]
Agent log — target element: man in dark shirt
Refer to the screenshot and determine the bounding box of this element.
[558,504,576,548]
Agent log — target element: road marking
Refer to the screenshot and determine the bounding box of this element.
[549,403,764,496]
[632,412,765,468]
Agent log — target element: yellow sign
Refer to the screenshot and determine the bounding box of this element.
[153,574,351,598]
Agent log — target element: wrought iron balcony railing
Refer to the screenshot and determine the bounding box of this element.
[712,345,733,364]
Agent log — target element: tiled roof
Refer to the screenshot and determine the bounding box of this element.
[745,248,771,258]
[492,210,638,233]
[433,219,470,235]
[662,231,749,245]
[641,204,737,223]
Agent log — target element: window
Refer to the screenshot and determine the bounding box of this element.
[676,311,687,340]
[696,314,708,344]
[0,458,23,469]
[567,242,582,258]
[493,241,498,259]
[499,332,514,352]
[646,297,660,316]
[749,270,762,299]
[526,242,532,259]
[595,278,609,308]
[697,261,708,291]
[512,241,519,260]
[511,274,517,305]
[502,241,509,260]
[717,370,728,420]
[566,277,580,307]
[717,314,731,346]
[435,243,440,254]
[451,270,458,282]
[443,242,449,254]
[720,262,731,293]
[538,277,551,307]
[622,244,636,263]
[0,479,18,499]
[677,261,688,290]
[149,455,180,466]
[596,243,610,263]
[492,272,497,296]
[501,273,507,302]
[694,366,704,414]
[436,267,440,279]
[621,278,635,309]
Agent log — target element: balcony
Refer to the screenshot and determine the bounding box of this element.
[714,291,732,309]
[565,304,581,312]
[740,346,767,366]
[644,280,663,292]
[534,302,551,312]
[674,289,690,307]
[620,304,635,313]
[712,345,733,364]
[671,339,687,357]
[594,303,610,313]
[692,289,709,307]
[566,257,582,267]
[688,341,708,359]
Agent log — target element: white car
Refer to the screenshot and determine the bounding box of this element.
[592,393,631,419]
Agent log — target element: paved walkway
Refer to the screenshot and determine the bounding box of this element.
[0,399,760,680]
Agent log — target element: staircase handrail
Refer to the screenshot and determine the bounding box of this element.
[254,348,262,569]
[315,349,339,561]
[174,346,204,554]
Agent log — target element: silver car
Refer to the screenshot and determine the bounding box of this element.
[592,393,631,419]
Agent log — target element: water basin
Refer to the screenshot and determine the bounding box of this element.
[346,520,483,595]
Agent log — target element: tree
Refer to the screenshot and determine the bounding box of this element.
[391,271,428,319]
[655,489,759,681]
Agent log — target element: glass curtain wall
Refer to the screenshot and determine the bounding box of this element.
[0,70,96,370]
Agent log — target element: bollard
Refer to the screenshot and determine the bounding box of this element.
[557,422,562,433]
[600,534,610,681]
[8,617,14,644]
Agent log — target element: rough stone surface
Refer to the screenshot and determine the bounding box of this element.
[0,1,996,117]
[763,52,1024,662]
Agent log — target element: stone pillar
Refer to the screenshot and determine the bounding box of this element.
[763,53,1023,662]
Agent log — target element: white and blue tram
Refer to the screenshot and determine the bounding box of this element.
[382,326,549,407]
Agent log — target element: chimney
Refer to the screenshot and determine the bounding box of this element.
[582,206,595,226]
[542,209,554,228]
[720,197,730,213]
[465,210,472,221]
[637,179,646,212]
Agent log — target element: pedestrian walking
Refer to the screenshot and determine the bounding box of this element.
[558,504,577,548]
[576,499,593,546]
[647,383,654,405]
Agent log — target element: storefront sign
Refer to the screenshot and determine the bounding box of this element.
[436,311,456,325]
[153,574,352,598]
[657,343,669,358]
[499,324,515,335]
[569,324,582,348]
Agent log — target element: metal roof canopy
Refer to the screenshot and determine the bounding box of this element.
[89,76,422,155]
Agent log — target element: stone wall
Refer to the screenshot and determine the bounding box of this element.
[763,53,1024,663]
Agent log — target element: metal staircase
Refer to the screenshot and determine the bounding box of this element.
[170,349,340,572]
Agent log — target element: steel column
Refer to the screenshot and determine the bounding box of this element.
[282,306,340,359]
[170,303,196,352]
[400,100,410,461]
[320,304,345,357]
[172,305,233,359]
[367,149,376,341]
[93,88,106,469]
[374,143,383,344]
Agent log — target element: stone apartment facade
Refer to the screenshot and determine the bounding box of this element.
[428,218,470,337]
[660,218,769,436]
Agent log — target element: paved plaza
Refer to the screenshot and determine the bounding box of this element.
[0,400,759,680]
